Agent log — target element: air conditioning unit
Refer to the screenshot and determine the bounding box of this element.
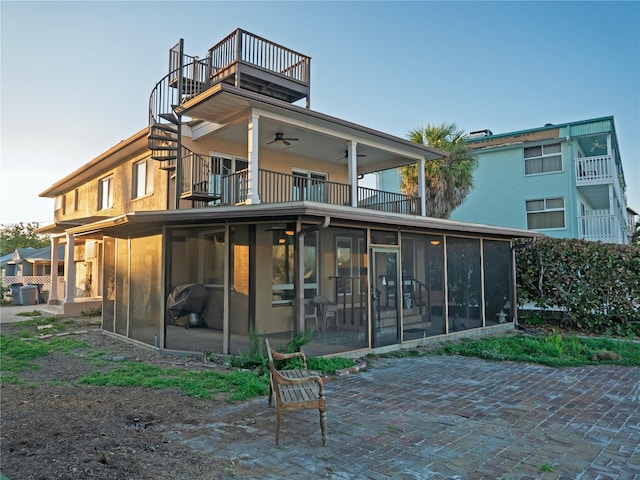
[85,241,97,259]
[468,129,493,139]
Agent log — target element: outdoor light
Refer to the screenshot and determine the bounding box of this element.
[430,240,441,246]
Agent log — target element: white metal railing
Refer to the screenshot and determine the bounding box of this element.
[577,214,627,244]
[575,155,613,186]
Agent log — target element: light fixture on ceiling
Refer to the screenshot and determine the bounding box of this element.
[430,240,441,246]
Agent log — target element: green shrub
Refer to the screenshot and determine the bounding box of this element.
[515,238,640,335]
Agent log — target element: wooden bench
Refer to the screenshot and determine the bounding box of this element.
[265,339,327,446]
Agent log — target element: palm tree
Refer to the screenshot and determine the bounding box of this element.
[400,122,478,218]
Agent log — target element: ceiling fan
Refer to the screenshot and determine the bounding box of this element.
[267,132,299,146]
[337,150,366,160]
[590,138,606,153]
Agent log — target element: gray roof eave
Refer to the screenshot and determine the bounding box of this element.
[65,203,541,240]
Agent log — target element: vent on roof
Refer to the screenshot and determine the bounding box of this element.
[468,129,493,138]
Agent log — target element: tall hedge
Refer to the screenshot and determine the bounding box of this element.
[515,237,640,334]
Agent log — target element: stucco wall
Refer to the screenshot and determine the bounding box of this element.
[451,142,574,238]
[54,152,169,222]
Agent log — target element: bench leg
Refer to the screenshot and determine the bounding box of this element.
[319,407,327,446]
[275,408,282,446]
[268,384,273,407]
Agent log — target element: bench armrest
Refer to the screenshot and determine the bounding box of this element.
[271,350,307,368]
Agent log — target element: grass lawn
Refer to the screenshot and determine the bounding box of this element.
[428,331,640,367]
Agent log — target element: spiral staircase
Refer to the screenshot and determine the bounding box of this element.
[147,30,312,207]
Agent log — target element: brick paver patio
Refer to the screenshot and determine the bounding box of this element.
[170,354,640,479]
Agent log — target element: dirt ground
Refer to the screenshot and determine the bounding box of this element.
[0,318,262,480]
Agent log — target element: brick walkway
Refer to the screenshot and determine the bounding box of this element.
[171,355,640,479]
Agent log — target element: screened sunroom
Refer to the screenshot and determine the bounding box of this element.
[93,204,533,357]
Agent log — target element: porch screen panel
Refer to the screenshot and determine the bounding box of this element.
[129,235,162,345]
[102,237,116,332]
[166,228,225,355]
[426,235,446,336]
[483,240,512,326]
[115,237,129,336]
[401,234,445,341]
[446,237,481,332]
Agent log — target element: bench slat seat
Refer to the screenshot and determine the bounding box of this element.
[265,339,327,446]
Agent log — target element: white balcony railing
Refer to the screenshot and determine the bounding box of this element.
[575,155,614,186]
[577,214,627,244]
[575,155,626,221]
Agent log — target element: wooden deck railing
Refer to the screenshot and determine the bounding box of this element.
[208,28,310,85]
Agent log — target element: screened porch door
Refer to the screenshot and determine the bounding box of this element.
[370,247,400,347]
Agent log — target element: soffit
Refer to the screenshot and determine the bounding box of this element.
[35,216,110,235]
[181,84,446,172]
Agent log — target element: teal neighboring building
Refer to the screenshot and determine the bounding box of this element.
[379,116,632,244]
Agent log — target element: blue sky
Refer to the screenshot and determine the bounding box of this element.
[1,0,639,224]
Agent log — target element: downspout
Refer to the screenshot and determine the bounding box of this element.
[511,239,519,329]
[295,216,331,334]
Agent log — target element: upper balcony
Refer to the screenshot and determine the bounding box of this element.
[179,154,421,215]
[575,155,625,209]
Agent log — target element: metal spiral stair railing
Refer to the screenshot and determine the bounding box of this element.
[147,50,209,170]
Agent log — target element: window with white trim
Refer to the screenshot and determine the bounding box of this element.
[132,159,153,199]
[524,143,562,175]
[526,197,565,229]
[98,175,114,210]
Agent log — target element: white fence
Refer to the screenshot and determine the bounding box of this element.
[1,276,65,300]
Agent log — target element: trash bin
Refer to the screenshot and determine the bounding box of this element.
[10,283,23,305]
[20,285,38,306]
[33,284,44,304]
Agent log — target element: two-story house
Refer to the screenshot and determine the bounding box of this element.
[38,29,537,357]
[454,118,630,244]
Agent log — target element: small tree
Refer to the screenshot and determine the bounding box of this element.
[0,222,49,256]
[400,122,478,218]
